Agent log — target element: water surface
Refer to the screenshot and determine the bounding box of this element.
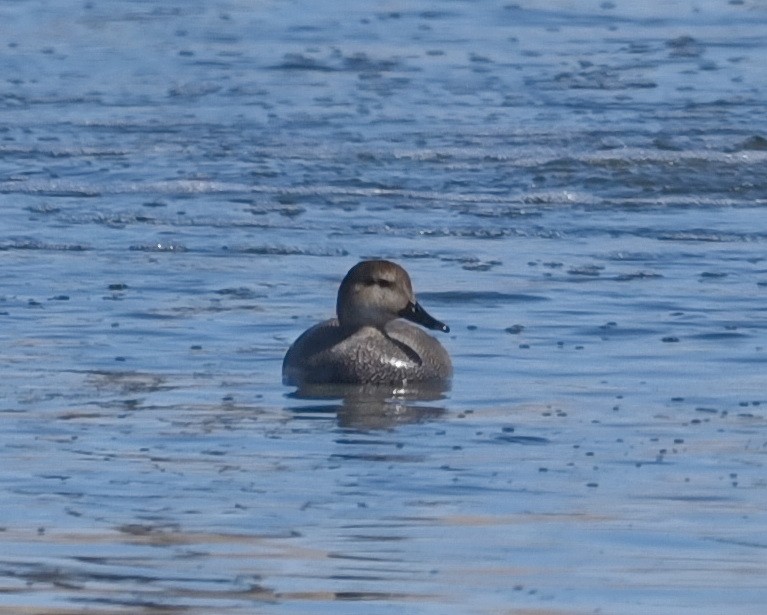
[1,1,766,613]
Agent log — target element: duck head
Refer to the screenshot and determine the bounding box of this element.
[336,260,450,334]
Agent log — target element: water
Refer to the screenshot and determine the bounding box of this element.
[1,0,766,613]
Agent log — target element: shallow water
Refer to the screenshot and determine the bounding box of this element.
[1,0,766,613]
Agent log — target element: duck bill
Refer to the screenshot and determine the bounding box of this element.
[400,301,450,333]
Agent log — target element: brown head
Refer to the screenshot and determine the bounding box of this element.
[336,260,450,334]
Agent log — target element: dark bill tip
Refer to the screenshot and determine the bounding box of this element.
[400,301,450,333]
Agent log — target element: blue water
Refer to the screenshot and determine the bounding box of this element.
[1,1,766,613]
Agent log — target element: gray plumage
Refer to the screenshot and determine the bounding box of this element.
[283,260,452,387]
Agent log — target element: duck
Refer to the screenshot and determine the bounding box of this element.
[282,260,452,387]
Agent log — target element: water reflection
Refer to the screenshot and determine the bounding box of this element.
[286,383,448,430]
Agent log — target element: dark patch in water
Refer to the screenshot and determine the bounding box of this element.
[493,435,550,445]
[215,287,263,299]
[690,331,750,340]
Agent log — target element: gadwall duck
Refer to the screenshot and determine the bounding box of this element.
[283,260,452,386]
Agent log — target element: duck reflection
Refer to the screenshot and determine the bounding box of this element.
[286,383,448,430]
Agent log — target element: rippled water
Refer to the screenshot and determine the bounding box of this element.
[1,1,766,613]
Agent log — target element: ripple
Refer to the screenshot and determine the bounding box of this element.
[421,291,549,304]
[492,435,550,445]
[0,239,90,251]
[129,242,187,252]
[237,245,349,257]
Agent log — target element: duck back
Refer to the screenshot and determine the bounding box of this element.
[282,319,452,386]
